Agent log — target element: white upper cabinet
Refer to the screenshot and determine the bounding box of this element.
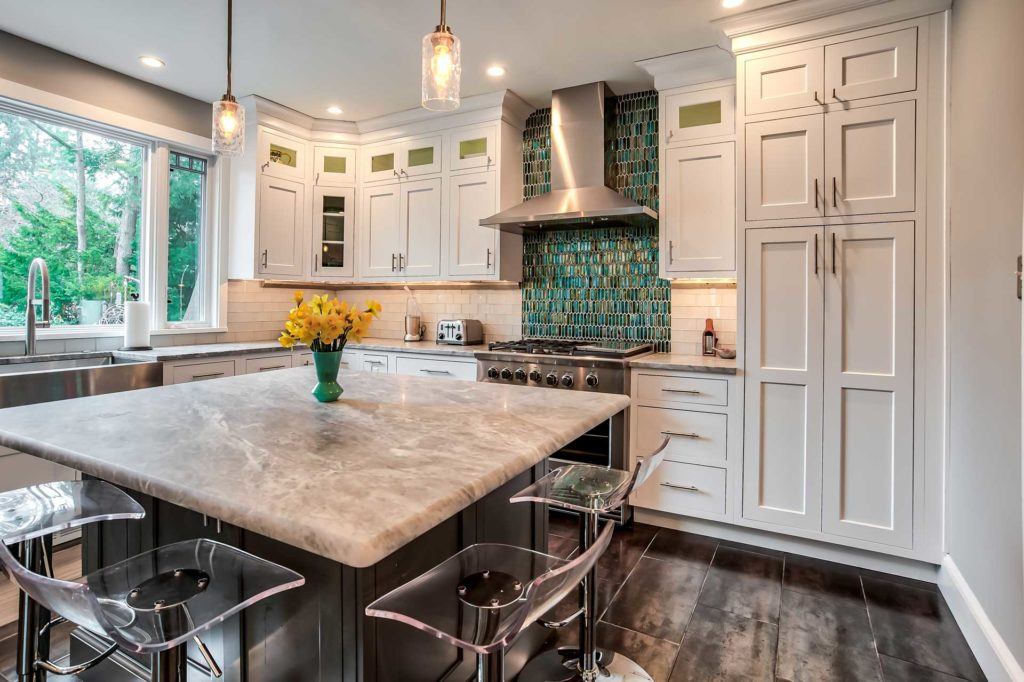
[313,144,357,186]
[449,125,497,172]
[825,28,917,103]
[664,85,735,145]
[257,175,305,276]
[363,143,402,183]
[744,48,824,115]
[825,100,916,215]
[312,186,354,278]
[401,135,443,179]
[361,183,402,277]
[258,129,307,182]
[663,142,735,275]
[447,171,497,277]
[399,178,442,277]
[821,222,914,547]
[745,114,824,221]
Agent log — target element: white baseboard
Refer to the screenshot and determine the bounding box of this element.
[938,557,1024,682]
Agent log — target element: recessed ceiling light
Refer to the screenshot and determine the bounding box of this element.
[486,65,507,78]
[327,105,343,115]
[139,55,165,68]
[721,0,744,7]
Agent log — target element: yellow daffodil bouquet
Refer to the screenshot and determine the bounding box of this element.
[278,292,382,353]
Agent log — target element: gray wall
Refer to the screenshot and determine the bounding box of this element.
[947,0,1024,666]
[0,30,209,137]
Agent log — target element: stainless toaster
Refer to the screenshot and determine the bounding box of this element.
[436,319,483,345]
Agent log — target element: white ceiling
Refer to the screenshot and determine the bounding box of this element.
[0,0,779,121]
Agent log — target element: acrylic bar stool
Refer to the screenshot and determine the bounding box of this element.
[0,480,145,682]
[511,438,670,682]
[0,504,305,681]
[366,522,616,682]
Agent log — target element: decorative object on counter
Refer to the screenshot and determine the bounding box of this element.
[703,318,717,356]
[212,0,244,156]
[436,319,483,345]
[421,0,461,111]
[714,345,736,359]
[120,293,152,351]
[403,285,425,342]
[278,291,381,402]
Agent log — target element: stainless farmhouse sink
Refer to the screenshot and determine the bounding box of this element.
[0,352,163,409]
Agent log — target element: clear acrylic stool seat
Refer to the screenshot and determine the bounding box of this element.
[367,523,616,681]
[1,480,145,682]
[511,438,669,682]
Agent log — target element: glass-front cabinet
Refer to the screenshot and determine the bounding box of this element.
[363,136,443,182]
[258,128,307,182]
[402,135,442,178]
[314,144,357,186]
[363,142,401,183]
[663,85,735,145]
[449,125,496,172]
[312,186,355,277]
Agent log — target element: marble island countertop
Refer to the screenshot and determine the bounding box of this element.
[0,368,628,567]
[629,353,738,374]
[112,337,488,362]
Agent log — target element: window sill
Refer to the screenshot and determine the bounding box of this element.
[0,326,227,344]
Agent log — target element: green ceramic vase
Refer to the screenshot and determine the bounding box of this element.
[311,350,344,403]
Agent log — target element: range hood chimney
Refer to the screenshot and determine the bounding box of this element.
[480,81,657,233]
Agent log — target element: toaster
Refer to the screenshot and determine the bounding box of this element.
[436,319,483,345]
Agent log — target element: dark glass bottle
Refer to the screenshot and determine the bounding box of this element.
[702,318,717,356]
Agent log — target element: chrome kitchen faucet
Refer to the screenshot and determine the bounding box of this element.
[25,257,51,355]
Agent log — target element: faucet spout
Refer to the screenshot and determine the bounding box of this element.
[25,258,51,356]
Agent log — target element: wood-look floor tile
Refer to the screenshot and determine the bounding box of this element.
[784,553,865,605]
[879,654,971,681]
[863,578,985,681]
[669,605,777,681]
[597,524,658,584]
[697,545,783,624]
[603,557,706,643]
[643,529,717,568]
[776,589,881,681]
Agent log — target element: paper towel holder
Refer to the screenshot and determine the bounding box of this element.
[119,293,154,351]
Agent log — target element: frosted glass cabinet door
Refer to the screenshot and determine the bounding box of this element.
[448,125,496,172]
[743,227,824,531]
[360,184,402,278]
[402,135,443,178]
[664,85,735,144]
[259,129,306,182]
[363,143,402,183]
[821,223,914,547]
[313,145,357,186]
[745,115,824,221]
[663,142,735,274]
[257,175,305,276]
[824,100,916,216]
[744,47,824,115]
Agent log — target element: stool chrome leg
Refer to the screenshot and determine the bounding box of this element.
[151,642,187,682]
[477,651,506,682]
[16,538,47,682]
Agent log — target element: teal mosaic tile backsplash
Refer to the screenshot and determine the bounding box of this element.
[521,90,671,351]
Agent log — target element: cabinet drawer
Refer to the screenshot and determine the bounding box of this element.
[637,374,728,407]
[360,353,390,373]
[637,407,727,464]
[633,461,727,518]
[295,352,315,367]
[245,355,293,374]
[171,360,236,384]
[396,355,476,381]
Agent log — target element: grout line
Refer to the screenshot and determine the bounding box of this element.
[596,618,683,649]
[772,554,786,680]
[663,541,721,677]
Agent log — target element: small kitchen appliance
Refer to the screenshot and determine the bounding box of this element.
[436,319,483,345]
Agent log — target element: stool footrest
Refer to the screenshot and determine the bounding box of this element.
[35,640,118,676]
[541,607,584,629]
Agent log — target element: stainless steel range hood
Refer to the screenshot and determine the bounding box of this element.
[480,81,657,233]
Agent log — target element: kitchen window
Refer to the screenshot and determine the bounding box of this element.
[0,98,223,336]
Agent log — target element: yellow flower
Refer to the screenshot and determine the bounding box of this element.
[366,299,382,317]
[278,333,296,348]
[293,290,304,305]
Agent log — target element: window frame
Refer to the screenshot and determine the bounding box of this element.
[0,92,226,342]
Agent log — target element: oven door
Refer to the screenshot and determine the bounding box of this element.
[548,410,631,524]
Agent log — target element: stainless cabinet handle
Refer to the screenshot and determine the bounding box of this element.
[393,169,399,177]
[832,88,841,101]
[814,233,819,275]
[338,361,348,367]
[813,90,821,104]
[667,129,674,143]
[661,482,700,492]
[662,388,701,395]
[258,365,287,372]
[315,172,320,184]
[366,360,384,366]
[814,178,819,210]
[261,162,270,172]
[391,253,397,272]
[668,240,674,264]
[832,232,837,275]
[399,253,405,271]
[832,177,838,208]
[661,430,701,439]
[314,254,319,271]
[486,248,493,270]
[419,369,452,375]
[190,372,225,381]
[486,155,492,166]
[400,168,408,177]
[261,250,268,268]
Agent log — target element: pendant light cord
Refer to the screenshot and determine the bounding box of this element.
[226,0,233,97]
[440,0,446,26]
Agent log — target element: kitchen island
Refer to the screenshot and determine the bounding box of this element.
[0,367,629,681]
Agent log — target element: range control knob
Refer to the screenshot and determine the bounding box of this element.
[486,366,499,380]
[514,368,528,382]
[545,373,558,386]
[560,374,574,388]
[500,368,513,381]
[585,373,599,388]
[528,369,542,383]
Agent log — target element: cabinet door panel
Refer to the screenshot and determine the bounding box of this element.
[664,142,735,274]
[745,115,824,221]
[312,186,354,277]
[449,126,496,172]
[825,100,915,215]
[401,178,442,277]
[258,176,304,276]
[403,136,443,178]
[825,28,917,102]
[744,47,824,115]
[664,85,734,144]
[361,184,402,277]
[743,227,823,530]
[259,129,306,182]
[822,223,914,546]
[363,143,401,183]
[313,145,356,186]
[448,172,497,276]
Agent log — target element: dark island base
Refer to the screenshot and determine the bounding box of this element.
[70,463,549,681]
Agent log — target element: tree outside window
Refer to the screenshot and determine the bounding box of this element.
[168,152,205,324]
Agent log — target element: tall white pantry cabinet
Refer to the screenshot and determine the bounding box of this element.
[727,5,949,562]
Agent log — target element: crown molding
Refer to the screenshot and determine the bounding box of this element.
[636,46,735,91]
[714,0,951,54]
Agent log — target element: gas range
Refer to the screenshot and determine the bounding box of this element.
[475,339,653,394]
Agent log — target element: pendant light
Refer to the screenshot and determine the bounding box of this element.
[421,0,461,111]
[212,0,244,155]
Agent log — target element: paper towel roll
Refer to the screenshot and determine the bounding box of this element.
[124,301,151,349]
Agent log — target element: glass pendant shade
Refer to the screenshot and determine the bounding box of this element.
[421,29,461,111]
[212,97,244,156]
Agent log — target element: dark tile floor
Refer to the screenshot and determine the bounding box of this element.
[539,514,987,682]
